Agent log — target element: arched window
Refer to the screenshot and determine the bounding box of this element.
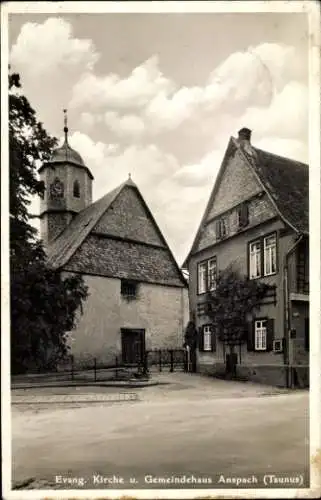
[73,180,80,198]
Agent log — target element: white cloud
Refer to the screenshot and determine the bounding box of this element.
[171,150,224,187]
[104,111,145,137]
[240,81,308,145]
[80,112,96,130]
[71,56,173,110]
[10,17,98,77]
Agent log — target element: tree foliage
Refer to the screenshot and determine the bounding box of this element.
[9,71,88,373]
[204,265,273,350]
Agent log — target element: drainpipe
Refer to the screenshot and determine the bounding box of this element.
[284,234,304,388]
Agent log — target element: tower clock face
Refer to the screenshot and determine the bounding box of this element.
[50,178,64,199]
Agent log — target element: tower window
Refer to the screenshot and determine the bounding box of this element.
[73,180,80,198]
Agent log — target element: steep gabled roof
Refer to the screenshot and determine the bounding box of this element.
[46,178,187,287]
[184,134,309,267]
[248,147,309,235]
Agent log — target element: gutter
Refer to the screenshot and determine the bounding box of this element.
[284,233,304,388]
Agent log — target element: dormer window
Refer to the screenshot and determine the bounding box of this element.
[73,180,80,198]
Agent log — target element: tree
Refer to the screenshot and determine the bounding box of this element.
[9,71,88,373]
[203,265,273,374]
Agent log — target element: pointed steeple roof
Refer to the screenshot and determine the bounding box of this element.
[39,110,94,179]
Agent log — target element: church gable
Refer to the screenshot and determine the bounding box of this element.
[92,185,165,248]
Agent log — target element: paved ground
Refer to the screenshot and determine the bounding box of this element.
[11,373,309,490]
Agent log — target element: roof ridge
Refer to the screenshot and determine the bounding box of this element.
[253,146,308,168]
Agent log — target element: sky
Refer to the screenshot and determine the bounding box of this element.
[8,10,309,265]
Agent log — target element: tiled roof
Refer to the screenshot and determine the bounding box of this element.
[46,178,187,288]
[247,145,309,234]
[63,235,186,287]
[183,135,309,267]
[47,182,125,269]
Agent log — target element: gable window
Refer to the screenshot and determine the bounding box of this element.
[264,234,277,276]
[254,320,267,350]
[216,218,228,240]
[73,180,80,198]
[121,280,138,299]
[249,232,277,279]
[237,203,249,229]
[198,257,217,294]
[249,240,261,279]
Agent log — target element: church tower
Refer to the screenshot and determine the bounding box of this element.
[39,110,94,247]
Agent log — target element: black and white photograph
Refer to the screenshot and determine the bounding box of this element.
[1,1,320,498]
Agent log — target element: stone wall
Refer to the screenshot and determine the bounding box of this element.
[64,273,189,368]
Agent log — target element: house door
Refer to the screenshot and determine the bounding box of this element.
[121,329,145,364]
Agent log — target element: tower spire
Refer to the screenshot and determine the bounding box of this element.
[63,109,69,143]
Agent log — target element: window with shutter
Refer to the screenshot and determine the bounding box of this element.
[254,320,267,350]
[215,220,222,240]
[237,203,249,229]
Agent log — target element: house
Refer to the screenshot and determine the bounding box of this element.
[38,121,189,369]
[183,128,309,388]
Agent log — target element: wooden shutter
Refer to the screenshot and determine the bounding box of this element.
[198,327,204,351]
[247,321,255,351]
[266,318,274,351]
[215,220,221,240]
[241,203,249,226]
[211,326,216,352]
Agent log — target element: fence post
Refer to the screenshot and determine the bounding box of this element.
[94,357,97,382]
[158,350,162,372]
[71,355,74,381]
[170,349,174,372]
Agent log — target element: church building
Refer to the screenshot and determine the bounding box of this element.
[38,117,189,369]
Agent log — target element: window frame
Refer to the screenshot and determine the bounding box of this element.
[263,234,277,276]
[237,202,249,229]
[203,325,212,352]
[207,257,217,291]
[197,260,208,295]
[248,232,278,280]
[254,319,267,351]
[121,279,138,299]
[197,257,217,295]
[249,239,262,279]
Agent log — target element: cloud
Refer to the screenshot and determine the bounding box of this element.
[240,81,308,145]
[71,55,173,110]
[104,111,145,137]
[10,17,98,77]
[80,112,96,130]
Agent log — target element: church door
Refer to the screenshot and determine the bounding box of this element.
[121,328,145,365]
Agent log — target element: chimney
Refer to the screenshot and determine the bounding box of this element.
[238,127,252,143]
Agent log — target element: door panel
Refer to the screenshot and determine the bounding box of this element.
[121,329,145,364]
